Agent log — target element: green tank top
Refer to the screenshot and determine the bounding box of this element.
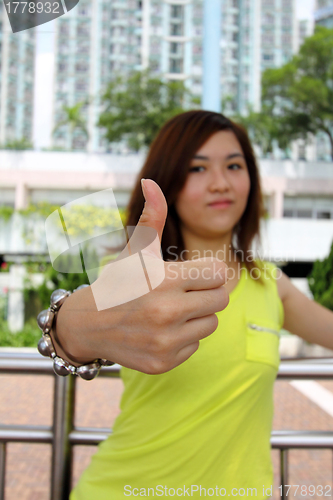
[71,260,284,499]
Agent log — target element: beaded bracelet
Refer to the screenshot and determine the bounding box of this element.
[37,285,114,380]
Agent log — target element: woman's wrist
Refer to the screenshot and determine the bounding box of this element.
[54,288,102,364]
[37,286,114,379]
[50,319,93,367]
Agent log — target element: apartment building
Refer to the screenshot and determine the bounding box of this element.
[51,0,143,153]
[51,0,297,152]
[314,0,333,28]
[0,3,35,145]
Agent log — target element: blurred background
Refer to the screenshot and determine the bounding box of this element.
[1,0,333,498]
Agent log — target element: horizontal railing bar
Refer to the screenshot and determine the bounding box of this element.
[2,423,333,449]
[0,356,121,376]
[0,357,55,375]
[278,360,333,379]
[0,425,53,443]
[1,354,333,378]
[271,430,333,448]
[69,427,112,445]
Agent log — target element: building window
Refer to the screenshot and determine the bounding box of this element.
[150,60,159,72]
[75,82,88,92]
[169,58,183,73]
[170,23,183,36]
[60,23,69,35]
[171,5,183,19]
[75,63,89,73]
[317,211,331,219]
[77,45,89,54]
[282,35,292,45]
[58,62,67,72]
[262,34,274,45]
[263,13,274,24]
[77,25,90,37]
[170,42,182,55]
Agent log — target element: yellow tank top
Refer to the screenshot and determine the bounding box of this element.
[71,260,284,499]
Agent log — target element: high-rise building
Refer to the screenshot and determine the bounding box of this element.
[52,0,143,153]
[261,0,298,70]
[51,0,297,152]
[314,0,333,28]
[298,19,313,50]
[0,4,35,146]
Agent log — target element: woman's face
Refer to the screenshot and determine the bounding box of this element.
[174,130,251,240]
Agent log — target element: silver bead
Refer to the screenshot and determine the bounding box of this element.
[77,362,101,380]
[50,289,70,310]
[37,309,54,332]
[53,357,71,376]
[73,284,89,292]
[99,359,115,366]
[37,335,55,357]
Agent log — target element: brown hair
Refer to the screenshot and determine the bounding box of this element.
[125,110,266,281]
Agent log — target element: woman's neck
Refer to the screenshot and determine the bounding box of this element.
[179,227,240,268]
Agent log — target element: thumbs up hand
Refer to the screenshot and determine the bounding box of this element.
[54,179,230,374]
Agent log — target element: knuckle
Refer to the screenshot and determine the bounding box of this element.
[221,286,230,307]
[149,333,170,356]
[210,313,219,331]
[144,356,171,375]
[150,301,174,327]
[199,315,218,337]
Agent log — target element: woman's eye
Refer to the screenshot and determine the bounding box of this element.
[189,166,205,172]
[228,163,241,170]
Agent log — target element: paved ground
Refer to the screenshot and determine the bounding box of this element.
[1,373,333,500]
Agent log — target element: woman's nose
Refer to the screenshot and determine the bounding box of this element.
[208,170,230,191]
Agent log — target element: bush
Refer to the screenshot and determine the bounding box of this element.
[0,319,40,347]
[307,240,333,311]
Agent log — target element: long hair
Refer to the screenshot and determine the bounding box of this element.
[125,110,266,281]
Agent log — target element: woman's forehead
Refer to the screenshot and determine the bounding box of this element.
[194,130,243,157]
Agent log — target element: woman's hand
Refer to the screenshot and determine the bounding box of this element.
[54,179,229,375]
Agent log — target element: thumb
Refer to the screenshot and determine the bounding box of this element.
[122,178,168,261]
[137,179,168,244]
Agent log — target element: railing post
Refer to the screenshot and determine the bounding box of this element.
[0,442,6,500]
[51,374,76,500]
[280,449,289,500]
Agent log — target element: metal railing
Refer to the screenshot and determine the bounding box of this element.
[1,351,333,500]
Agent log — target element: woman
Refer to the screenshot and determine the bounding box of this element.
[65,111,333,499]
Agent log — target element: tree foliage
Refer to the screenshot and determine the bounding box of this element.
[307,241,333,311]
[232,105,281,156]
[1,137,33,150]
[98,69,196,151]
[261,26,333,159]
[53,101,89,149]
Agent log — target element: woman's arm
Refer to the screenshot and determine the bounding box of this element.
[277,271,333,350]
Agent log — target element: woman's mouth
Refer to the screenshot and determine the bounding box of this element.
[208,201,233,209]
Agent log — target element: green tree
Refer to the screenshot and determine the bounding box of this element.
[232,105,283,157]
[52,101,89,150]
[98,68,195,151]
[308,241,333,311]
[261,26,333,160]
